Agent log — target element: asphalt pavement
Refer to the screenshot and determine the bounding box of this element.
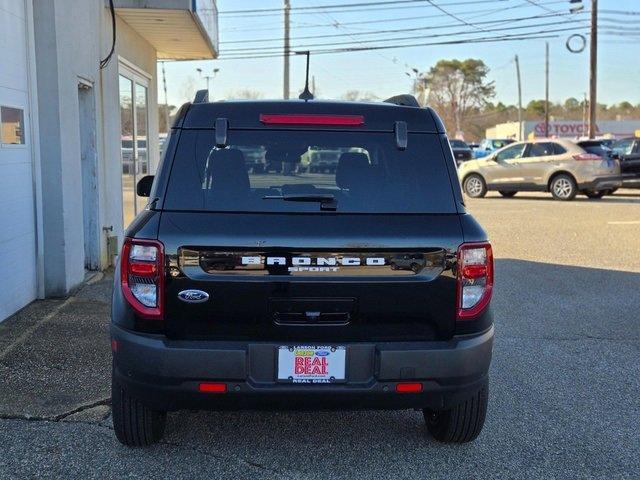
[0,190,639,479]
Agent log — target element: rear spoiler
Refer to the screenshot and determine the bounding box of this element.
[383,94,420,108]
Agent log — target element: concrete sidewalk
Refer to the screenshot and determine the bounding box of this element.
[0,272,113,423]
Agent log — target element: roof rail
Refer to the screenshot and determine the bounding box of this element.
[383,94,420,108]
[193,89,209,104]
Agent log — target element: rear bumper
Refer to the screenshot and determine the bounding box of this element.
[111,324,494,412]
[578,175,623,191]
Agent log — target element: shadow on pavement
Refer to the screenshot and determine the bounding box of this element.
[157,260,640,478]
[0,261,638,478]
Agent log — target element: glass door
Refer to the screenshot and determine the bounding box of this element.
[134,83,149,216]
[119,66,150,228]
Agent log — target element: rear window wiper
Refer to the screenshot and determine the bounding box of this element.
[263,194,338,211]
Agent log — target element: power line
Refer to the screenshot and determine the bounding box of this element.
[220,10,588,45]
[306,0,407,71]
[219,0,510,18]
[219,0,506,15]
[424,0,489,32]
[216,27,587,60]
[221,19,588,54]
[219,0,585,33]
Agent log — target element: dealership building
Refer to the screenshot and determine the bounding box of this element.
[0,0,218,321]
[486,120,640,141]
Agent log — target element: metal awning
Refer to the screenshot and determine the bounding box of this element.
[114,0,218,60]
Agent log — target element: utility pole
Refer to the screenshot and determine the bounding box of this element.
[582,92,588,137]
[588,0,598,138]
[515,55,523,141]
[161,61,169,133]
[544,42,550,138]
[283,0,291,99]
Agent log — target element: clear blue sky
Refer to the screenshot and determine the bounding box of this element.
[159,0,640,108]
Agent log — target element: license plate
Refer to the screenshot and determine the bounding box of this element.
[277,346,346,384]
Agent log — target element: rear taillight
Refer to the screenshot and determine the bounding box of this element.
[573,153,602,161]
[456,242,493,320]
[120,238,164,320]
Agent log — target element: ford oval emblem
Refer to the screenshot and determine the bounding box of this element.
[316,350,329,357]
[177,289,209,303]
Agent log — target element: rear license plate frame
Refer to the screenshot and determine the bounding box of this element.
[276,345,347,384]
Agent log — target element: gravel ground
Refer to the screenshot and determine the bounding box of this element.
[0,190,638,479]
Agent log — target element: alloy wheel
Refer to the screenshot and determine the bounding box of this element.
[553,178,573,199]
[466,177,483,196]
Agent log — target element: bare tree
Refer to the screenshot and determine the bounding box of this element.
[225,89,265,100]
[420,59,495,136]
[341,90,379,102]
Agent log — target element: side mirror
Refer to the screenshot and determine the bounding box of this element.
[136,175,154,197]
[609,152,620,160]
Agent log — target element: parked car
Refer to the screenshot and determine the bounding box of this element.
[610,137,640,183]
[458,138,621,200]
[468,142,480,150]
[111,93,494,446]
[576,139,611,157]
[449,139,473,165]
[473,138,515,158]
[576,140,618,195]
[299,147,344,173]
[121,138,148,175]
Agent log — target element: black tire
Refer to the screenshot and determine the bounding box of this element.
[499,191,517,198]
[424,384,488,443]
[584,190,606,199]
[608,188,618,194]
[549,174,577,201]
[463,174,487,198]
[112,375,166,447]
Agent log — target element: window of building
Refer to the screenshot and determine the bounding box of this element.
[119,64,150,228]
[0,106,26,145]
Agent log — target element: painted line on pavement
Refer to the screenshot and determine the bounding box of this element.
[0,297,75,362]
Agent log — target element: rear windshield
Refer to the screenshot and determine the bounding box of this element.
[579,142,609,156]
[164,130,456,214]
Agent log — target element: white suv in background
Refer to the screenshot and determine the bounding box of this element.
[458,138,621,200]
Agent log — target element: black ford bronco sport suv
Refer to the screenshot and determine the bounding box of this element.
[111,92,494,446]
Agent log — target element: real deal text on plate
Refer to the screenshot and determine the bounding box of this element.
[295,355,328,375]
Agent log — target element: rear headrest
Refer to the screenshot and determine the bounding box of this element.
[336,152,370,190]
[206,148,249,195]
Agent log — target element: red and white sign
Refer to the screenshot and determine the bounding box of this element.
[277,346,346,383]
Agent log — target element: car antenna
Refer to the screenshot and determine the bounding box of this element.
[296,50,314,101]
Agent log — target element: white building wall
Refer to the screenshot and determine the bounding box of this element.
[32,0,160,296]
